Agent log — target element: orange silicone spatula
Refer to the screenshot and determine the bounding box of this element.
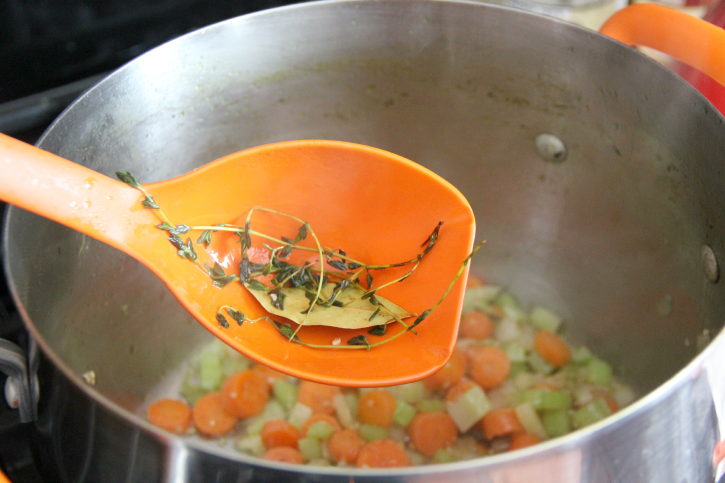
[0,134,475,387]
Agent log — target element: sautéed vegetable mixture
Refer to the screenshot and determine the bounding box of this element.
[145,278,635,467]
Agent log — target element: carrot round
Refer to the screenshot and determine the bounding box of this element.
[468,346,510,390]
[147,398,192,435]
[481,407,524,440]
[445,378,477,402]
[261,420,300,449]
[534,331,571,368]
[328,428,366,464]
[262,446,304,464]
[424,348,467,391]
[358,389,397,429]
[407,411,458,457]
[509,433,541,451]
[220,370,270,419]
[356,439,411,468]
[192,392,239,436]
[297,381,341,415]
[460,311,494,340]
[301,413,342,437]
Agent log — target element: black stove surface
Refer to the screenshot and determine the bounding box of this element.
[0,1,303,481]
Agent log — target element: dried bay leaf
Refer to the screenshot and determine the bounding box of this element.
[248,283,411,329]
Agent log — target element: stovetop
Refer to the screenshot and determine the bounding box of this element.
[0,1,304,481]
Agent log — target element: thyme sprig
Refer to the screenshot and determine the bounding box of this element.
[118,172,481,350]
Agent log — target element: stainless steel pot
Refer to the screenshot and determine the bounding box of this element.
[2,0,724,481]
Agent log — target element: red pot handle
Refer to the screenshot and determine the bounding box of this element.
[600,3,725,87]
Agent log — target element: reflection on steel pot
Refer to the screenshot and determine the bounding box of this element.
[2,0,725,481]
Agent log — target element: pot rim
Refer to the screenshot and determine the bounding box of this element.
[3,0,724,475]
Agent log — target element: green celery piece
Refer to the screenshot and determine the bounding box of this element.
[527,352,555,375]
[179,369,207,406]
[572,398,612,429]
[529,306,563,333]
[432,448,458,464]
[504,342,527,363]
[517,389,571,411]
[586,358,613,385]
[571,346,593,363]
[416,399,447,413]
[358,424,388,442]
[222,357,251,378]
[393,399,417,427]
[388,381,427,404]
[462,285,502,313]
[446,385,491,433]
[198,350,224,391]
[345,393,359,419]
[306,421,336,440]
[514,402,548,440]
[235,435,266,456]
[273,379,298,411]
[288,402,313,429]
[495,292,519,309]
[541,409,571,438]
[508,362,528,379]
[298,437,322,462]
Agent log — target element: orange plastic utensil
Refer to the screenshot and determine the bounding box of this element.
[600,3,725,87]
[0,134,475,387]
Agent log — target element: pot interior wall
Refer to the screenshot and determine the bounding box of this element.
[5,0,725,414]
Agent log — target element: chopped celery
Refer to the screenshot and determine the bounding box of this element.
[235,434,266,456]
[517,389,571,411]
[514,402,548,440]
[288,402,313,429]
[504,342,527,363]
[393,399,417,427]
[198,350,224,391]
[273,379,298,411]
[571,346,593,363]
[432,448,457,464]
[345,393,359,419]
[416,399,447,413]
[245,400,286,435]
[462,285,502,313]
[529,306,563,333]
[358,424,388,442]
[495,292,519,309]
[298,437,322,461]
[527,352,555,375]
[494,316,521,342]
[502,304,527,323]
[333,394,356,429]
[586,359,613,385]
[446,385,491,432]
[222,357,252,378]
[179,369,207,405]
[541,409,571,438]
[509,362,528,380]
[388,381,427,404]
[306,421,336,440]
[572,398,612,429]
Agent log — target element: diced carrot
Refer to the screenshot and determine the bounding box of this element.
[445,378,477,402]
[591,389,619,413]
[356,439,411,468]
[534,331,571,368]
[262,446,304,464]
[480,407,524,440]
[468,346,510,390]
[301,413,342,437]
[358,389,397,429]
[297,381,341,415]
[459,311,494,340]
[253,363,288,388]
[261,419,300,449]
[466,275,485,289]
[509,433,541,451]
[192,392,239,436]
[220,370,270,419]
[147,398,192,435]
[407,411,458,457]
[328,428,366,464]
[424,348,467,391]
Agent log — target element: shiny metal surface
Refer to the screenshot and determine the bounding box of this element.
[2,0,724,481]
